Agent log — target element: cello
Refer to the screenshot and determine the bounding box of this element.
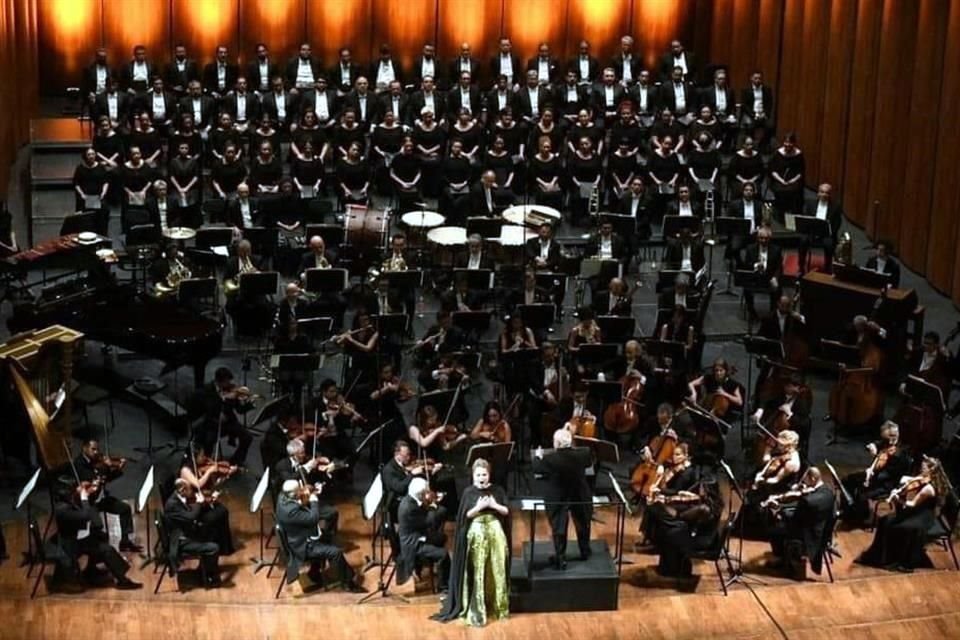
[630,419,678,499]
[603,371,645,435]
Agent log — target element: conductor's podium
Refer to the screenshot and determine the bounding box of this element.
[509,539,620,612]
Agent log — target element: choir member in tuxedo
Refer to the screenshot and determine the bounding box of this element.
[448,43,481,88]
[396,477,451,592]
[567,40,600,85]
[411,43,443,88]
[222,76,261,134]
[741,71,775,151]
[202,45,238,100]
[533,428,593,569]
[630,70,658,126]
[94,77,132,131]
[593,68,627,125]
[484,76,517,123]
[741,226,782,321]
[555,70,591,125]
[798,182,843,274]
[82,48,111,107]
[409,76,446,126]
[145,179,182,231]
[592,277,633,317]
[660,66,697,125]
[658,273,700,312]
[177,81,215,132]
[864,240,901,288]
[120,44,154,95]
[527,42,561,87]
[658,40,697,84]
[447,72,483,120]
[330,47,361,96]
[666,184,705,219]
[700,68,738,148]
[611,36,640,87]
[662,228,706,272]
[725,181,762,261]
[260,76,297,132]
[137,77,176,133]
[248,43,280,94]
[763,466,835,580]
[516,70,548,125]
[275,479,364,591]
[769,133,806,219]
[378,80,409,124]
[164,43,200,97]
[842,421,912,525]
[285,43,322,92]
[163,479,222,587]
[489,38,521,88]
[370,44,402,94]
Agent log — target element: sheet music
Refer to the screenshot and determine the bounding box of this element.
[83,195,101,209]
[137,465,154,513]
[250,467,270,513]
[362,473,384,520]
[15,467,41,510]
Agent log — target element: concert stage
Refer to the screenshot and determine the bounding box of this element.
[510,540,620,612]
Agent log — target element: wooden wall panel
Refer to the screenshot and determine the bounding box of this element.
[929,0,960,296]
[238,0,305,66]
[865,0,920,244]
[816,0,857,195]
[632,0,694,72]
[370,0,437,72]
[0,0,38,198]
[37,0,101,92]
[305,0,372,68]
[566,0,632,64]
[774,0,806,143]
[171,0,240,66]
[794,0,831,182]
[502,0,568,69]
[103,0,170,67]
[435,0,502,67]
[842,0,883,229]
[895,0,948,272]
[756,0,784,90]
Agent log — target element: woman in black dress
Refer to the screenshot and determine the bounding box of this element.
[291,109,329,162]
[331,108,366,159]
[73,147,110,233]
[647,135,682,221]
[335,141,370,206]
[92,116,124,169]
[119,145,154,229]
[290,139,323,198]
[688,105,721,152]
[248,140,283,194]
[389,137,423,213]
[567,135,603,225]
[650,109,685,157]
[482,135,515,194]
[449,108,483,167]
[336,309,380,391]
[606,136,639,206]
[768,133,805,219]
[529,136,564,210]
[210,143,247,200]
[412,107,447,198]
[566,108,604,156]
[169,113,203,161]
[168,141,201,222]
[439,139,472,223]
[526,108,563,160]
[857,457,949,572]
[728,136,766,197]
[250,114,279,158]
[129,112,163,167]
[687,358,743,417]
[371,109,405,193]
[687,131,721,204]
[209,111,242,163]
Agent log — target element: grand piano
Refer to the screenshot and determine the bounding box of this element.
[5,235,223,386]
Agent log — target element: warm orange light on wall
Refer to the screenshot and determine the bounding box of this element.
[634,0,680,69]
[47,0,94,38]
[503,0,566,61]
[250,0,299,28]
[39,0,99,80]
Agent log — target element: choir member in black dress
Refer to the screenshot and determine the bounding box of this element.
[650,109,685,156]
[606,136,640,206]
[209,112,243,163]
[292,109,329,163]
[565,108,604,155]
[210,143,247,200]
[73,148,110,233]
[412,107,446,198]
[332,108,367,157]
[335,141,370,205]
[248,139,283,193]
[646,135,681,220]
[567,136,603,225]
[527,108,564,159]
[129,112,163,167]
[390,138,423,213]
[533,428,593,569]
[528,136,564,210]
[768,133,805,219]
[92,115,124,169]
[449,107,483,162]
[291,140,324,198]
[686,131,721,198]
[482,135,517,196]
[439,139,472,223]
[728,136,765,196]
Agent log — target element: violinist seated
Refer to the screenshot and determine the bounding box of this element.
[176,447,237,557]
[272,439,340,535]
[275,479,365,592]
[687,357,743,421]
[841,421,912,526]
[856,456,948,572]
[418,353,472,397]
[382,440,437,522]
[662,228,706,273]
[260,409,300,473]
[591,277,634,318]
[309,378,364,463]
[657,273,700,314]
[740,226,782,323]
[526,341,569,448]
[51,483,142,593]
[225,239,274,337]
[762,466,836,581]
[68,439,142,552]
[555,382,600,438]
[567,307,604,381]
[470,401,513,486]
[753,374,813,452]
[746,429,802,503]
[396,477,451,593]
[191,366,254,467]
[163,479,223,588]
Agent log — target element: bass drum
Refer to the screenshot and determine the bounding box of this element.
[344,204,388,275]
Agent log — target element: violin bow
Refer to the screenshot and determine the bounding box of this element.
[62,440,82,486]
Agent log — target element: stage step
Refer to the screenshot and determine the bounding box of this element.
[509,539,619,612]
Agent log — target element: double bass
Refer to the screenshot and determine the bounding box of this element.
[826,323,886,431]
[603,372,645,434]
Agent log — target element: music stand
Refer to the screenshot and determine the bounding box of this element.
[466,217,504,239]
[586,379,623,407]
[656,269,695,292]
[418,387,457,416]
[794,216,830,240]
[195,226,234,250]
[298,317,333,341]
[466,441,515,468]
[716,217,752,241]
[577,343,619,368]
[600,212,636,241]
[239,271,279,297]
[177,277,217,311]
[374,313,408,338]
[126,224,161,248]
[734,269,771,293]
[15,468,42,569]
[642,338,687,369]
[519,303,555,333]
[251,394,292,430]
[305,268,348,293]
[597,315,636,343]
[249,468,275,573]
[717,458,763,589]
[241,226,272,255]
[742,335,786,447]
[275,353,321,397]
[453,268,494,290]
[383,270,423,290]
[358,471,408,604]
[452,310,491,335]
[60,211,100,236]
[662,215,702,238]
[685,402,730,467]
[136,466,155,569]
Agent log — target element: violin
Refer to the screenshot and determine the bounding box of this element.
[760,482,815,512]
[324,394,367,424]
[198,459,237,478]
[864,442,897,487]
[603,373,645,434]
[222,383,259,407]
[887,477,927,505]
[92,452,127,476]
[421,488,443,509]
[752,450,792,489]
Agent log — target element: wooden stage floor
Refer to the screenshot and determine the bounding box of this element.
[2,494,960,640]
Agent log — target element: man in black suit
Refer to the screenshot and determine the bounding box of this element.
[588,218,628,265]
[82,48,112,108]
[726,181,762,260]
[201,44,238,99]
[67,440,142,552]
[741,71,775,151]
[484,74,516,119]
[533,428,593,569]
[658,39,697,84]
[515,70,548,125]
[741,226,782,320]
[192,367,254,466]
[299,76,338,129]
[411,42,443,89]
[120,44,154,95]
[396,477,450,590]
[663,228,706,272]
[446,70,482,119]
[610,35,640,87]
[526,222,562,271]
[526,42,561,87]
[163,479,221,587]
[592,67,627,125]
[630,69,659,124]
[753,374,813,446]
[758,294,806,342]
[555,70,591,125]
[145,179,182,230]
[94,76,132,130]
[619,176,652,241]
[455,233,494,271]
[764,466,835,580]
[440,276,483,313]
[864,240,901,288]
[468,170,501,217]
[660,66,697,124]
[658,272,701,312]
[52,485,141,592]
[275,479,362,590]
[666,184,705,219]
[343,76,377,127]
[567,40,600,85]
[177,80,216,132]
[448,42,481,87]
[285,42,323,93]
[260,75,297,131]
[701,67,738,147]
[137,77,177,132]
[798,183,844,275]
[378,80,409,124]
[408,74,446,125]
[225,183,262,230]
[381,441,424,517]
[370,43,402,94]
[248,42,280,94]
[592,276,633,317]
[490,37,521,87]
[164,43,200,97]
[330,47,361,96]
[506,268,551,318]
[221,76,261,132]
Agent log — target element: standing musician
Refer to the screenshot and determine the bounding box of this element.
[758,294,806,343]
[163,479,222,588]
[761,466,835,580]
[275,479,365,592]
[68,439,142,552]
[397,477,451,593]
[841,421,912,525]
[526,341,569,447]
[741,226,782,322]
[272,439,340,536]
[897,331,951,453]
[192,367,255,466]
[176,445,236,557]
[336,310,380,387]
[687,358,743,419]
[533,428,593,570]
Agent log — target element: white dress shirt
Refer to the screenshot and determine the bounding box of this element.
[599,237,613,259]
[376,61,396,88]
[95,66,107,92]
[421,58,435,79]
[604,85,615,107]
[673,83,686,112]
[296,59,314,88]
[157,199,168,228]
[340,64,351,86]
[358,94,367,121]
[424,92,436,114]
[681,245,692,271]
[467,252,482,269]
[275,93,286,121]
[815,200,828,220]
[217,63,226,90]
[460,87,472,113]
[258,61,270,90]
[743,200,757,230]
[528,88,539,117]
[621,57,633,83]
[152,93,166,119]
[132,61,148,82]
[239,199,252,227]
[107,94,118,120]
[678,201,693,217]
[191,97,201,124]
[578,57,590,80]
[539,240,551,259]
[715,87,727,112]
[500,54,514,81]
[235,93,247,121]
[637,85,648,112]
[673,53,688,76]
[752,86,764,115]
[315,92,329,120]
[538,59,550,82]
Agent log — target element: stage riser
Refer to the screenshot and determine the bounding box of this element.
[509,540,620,612]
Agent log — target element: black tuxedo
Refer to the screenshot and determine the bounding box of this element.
[93,92,132,126]
[260,91,298,128]
[630,83,660,116]
[411,56,444,87]
[54,499,130,581]
[515,85,551,122]
[285,56,323,89]
[163,58,200,94]
[468,182,500,216]
[176,94,216,129]
[526,56,561,84]
[70,454,135,541]
[162,494,220,577]
[247,58,280,93]
[223,254,261,281]
[439,288,483,313]
[120,60,156,93]
[758,310,803,342]
[329,62,362,94]
[378,92,410,123]
[802,199,843,241]
[532,447,593,558]
[454,252,494,271]
[225,196,262,229]
[136,91,177,125]
[201,61,239,96]
[657,287,701,312]
[619,191,653,236]
[700,84,736,115]
[525,237,562,271]
[489,54,522,83]
[445,85,482,119]
[658,81,698,115]
[342,91,377,126]
[447,57,481,84]
[483,88,516,115]
[81,63,112,100]
[145,194,180,230]
[658,51,698,83]
[762,392,812,442]
[506,286,550,316]
[408,90,446,123]
[591,84,628,116]
[742,243,782,280]
[799,199,842,274]
[741,84,775,120]
[769,483,834,575]
[591,290,631,317]
[221,91,261,124]
[369,59,404,90]
[587,233,627,263]
[864,256,901,288]
[663,238,706,272]
[609,54,640,84]
[567,56,600,83]
[396,495,449,587]
[381,458,414,506]
[275,495,353,585]
[299,88,339,123]
[666,199,705,219]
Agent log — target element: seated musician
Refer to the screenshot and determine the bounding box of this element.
[659,305,695,355]
[556,382,599,437]
[618,176,652,242]
[470,400,513,444]
[638,402,681,455]
[164,479,222,587]
[368,363,413,460]
[606,339,655,382]
[588,218,627,265]
[336,309,379,387]
[797,183,843,275]
[176,445,236,557]
[309,378,363,461]
[658,272,700,312]
[525,222,561,271]
[413,310,465,366]
[298,235,347,324]
[52,483,142,592]
[67,440,141,552]
[905,330,951,395]
[762,466,835,580]
[276,479,365,592]
[591,276,633,317]
[274,317,313,355]
[687,358,743,418]
[864,240,901,288]
[226,182,263,232]
[192,366,254,466]
[440,276,483,313]
[499,314,538,356]
[506,268,550,319]
[382,232,416,324]
[456,233,494,271]
[725,181,761,263]
[526,341,569,447]
[150,242,192,294]
[856,456,949,572]
[408,405,462,518]
[899,331,951,450]
[396,477,451,593]
[753,374,812,449]
[741,430,803,538]
[842,421,911,524]
[741,225,782,322]
[758,294,806,342]
[665,184,704,218]
[662,228,705,272]
[225,239,274,336]
[297,234,336,281]
[276,282,309,339]
[272,439,340,534]
[568,307,603,380]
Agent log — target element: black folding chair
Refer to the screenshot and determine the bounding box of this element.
[152,515,209,593]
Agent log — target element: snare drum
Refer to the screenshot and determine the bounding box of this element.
[501,204,561,228]
[163,226,197,241]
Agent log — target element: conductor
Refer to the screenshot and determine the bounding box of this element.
[533,428,593,570]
